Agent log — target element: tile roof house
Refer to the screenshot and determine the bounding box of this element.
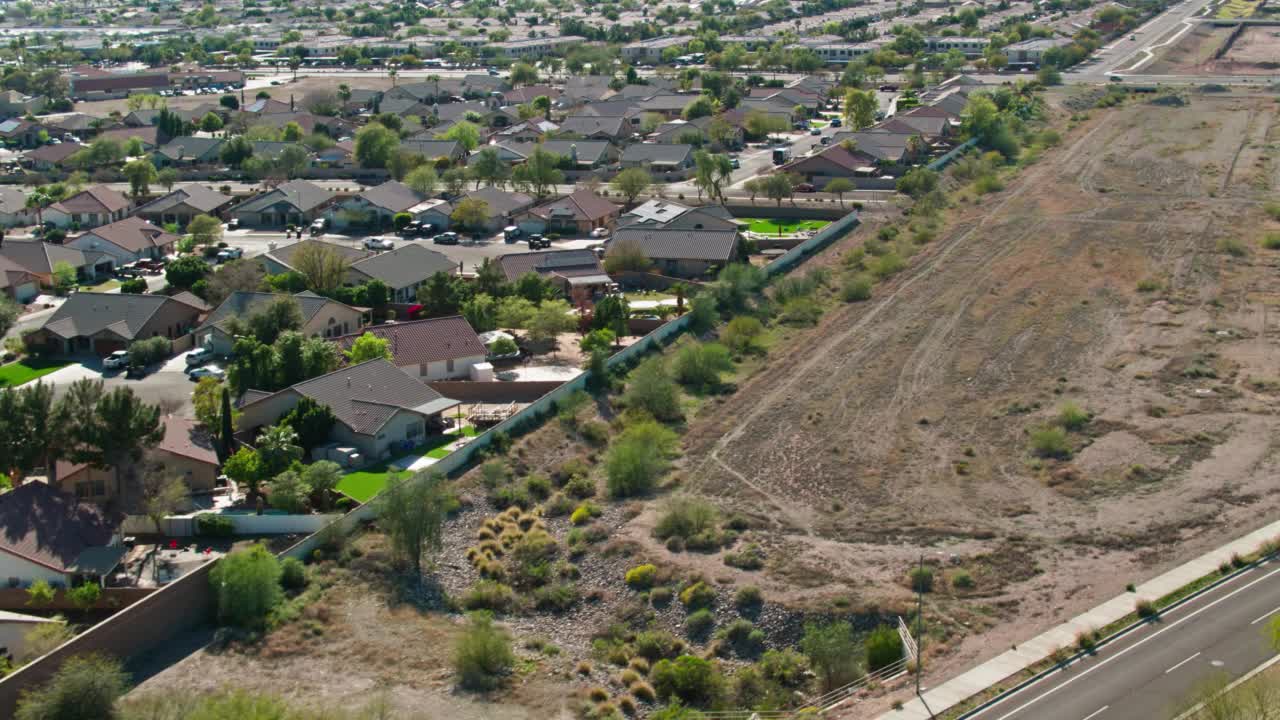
[495,249,611,295]
[152,136,226,167]
[329,180,434,231]
[443,187,535,232]
[231,180,337,228]
[22,142,84,171]
[489,140,616,170]
[333,315,486,380]
[608,227,740,278]
[620,143,695,179]
[196,291,366,354]
[780,143,883,186]
[0,119,43,148]
[0,255,39,303]
[349,244,457,303]
[557,115,634,143]
[31,291,205,356]
[519,189,621,235]
[132,186,234,227]
[0,239,104,287]
[828,129,918,164]
[236,359,461,463]
[0,187,31,227]
[0,482,122,587]
[44,186,131,230]
[398,139,466,164]
[259,239,372,278]
[66,217,180,264]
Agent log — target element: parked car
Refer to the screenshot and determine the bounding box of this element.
[820,136,833,145]
[125,364,147,379]
[216,247,243,262]
[589,227,610,239]
[432,232,460,245]
[310,218,328,236]
[794,182,816,193]
[730,157,740,169]
[187,366,226,381]
[186,347,213,366]
[103,350,129,370]
[503,226,521,241]
[527,234,550,250]
[399,222,424,237]
[809,127,821,136]
[363,236,394,250]
[830,116,842,127]
[226,218,240,230]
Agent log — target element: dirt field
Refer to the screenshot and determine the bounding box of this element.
[1142,23,1280,75]
[70,76,395,117]
[671,92,1280,702]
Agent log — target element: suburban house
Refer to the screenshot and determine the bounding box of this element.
[43,186,131,230]
[620,144,695,179]
[619,200,738,232]
[235,359,461,462]
[0,90,46,119]
[231,180,337,228]
[0,187,31,227]
[152,136,226,167]
[487,140,617,172]
[0,482,122,588]
[0,256,39,303]
[333,315,487,380]
[518,189,620,235]
[780,143,884,186]
[328,180,434,231]
[0,611,62,663]
[445,187,535,233]
[829,129,919,165]
[196,291,366,354]
[259,239,372,278]
[398,139,467,164]
[495,249,612,296]
[0,119,43,149]
[30,291,206,356]
[57,415,219,507]
[132,186,233,227]
[622,35,692,63]
[66,217,180,264]
[23,142,83,171]
[651,117,743,148]
[349,244,457,303]
[557,115,633,143]
[0,240,105,286]
[609,227,741,278]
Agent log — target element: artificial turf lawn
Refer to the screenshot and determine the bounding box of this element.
[0,359,70,388]
[335,426,480,501]
[741,218,832,234]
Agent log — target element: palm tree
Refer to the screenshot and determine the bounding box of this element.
[25,189,50,227]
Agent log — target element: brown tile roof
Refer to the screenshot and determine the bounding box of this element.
[527,189,620,224]
[333,316,485,368]
[158,416,218,466]
[50,186,130,215]
[81,217,179,253]
[0,482,116,574]
[495,249,605,282]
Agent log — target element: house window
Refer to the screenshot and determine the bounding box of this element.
[446,358,455,373]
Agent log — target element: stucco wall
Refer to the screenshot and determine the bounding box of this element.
[0,553,67,588]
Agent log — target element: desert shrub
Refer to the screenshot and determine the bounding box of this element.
[556,457,592,483]
[618,694,638,715]
[1136,599,1157,619]
[196,513,235,537]
[1136,277,1162,292]
[279,557,307,591]
[651,587,673,607]
[1263,233,1280,250]
[453,612,515,691]
[209,544,283,630]
[865,624,903,672]
[869,252,905,279]
[544,492,575,517]
[1029,426,1071,459]
[491,484,532,510]
[621,356,682,422]
[508,530,558,589]
[973,174,1004,194]
[650,655,725,707]
[1266,202,1280,221]
[801,620,861,692]
[1218,237,1248,257]
[841,273,874,302]
[951,569,975,589]
[462,581,517,612]
[685,608,716,637]
[481,459,511,488]
[672,341,733,390]
[571,502,602,526]
[588,686,610,702]
[606,421,678,498]
[1076,630,1097,653]
[716,619,764,656]
[779,297,822,326]
[625,564,659,590]
[679,581,716,610]
[15,653,127,720]
[721,316,764,354]
[524,473,552,500]
[759,648,810,688]
[654,497,719,541]
[735,585,763,609]
[633,630,683,662]
[724,543,765,570]
[1057,402,1090,431]
[533,583,578,611]
[580,420,610,446]
[564,474,597,499]
[630,681,656,702]
[909,566,934,593]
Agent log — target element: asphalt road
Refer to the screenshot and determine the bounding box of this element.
[968,560,1280,720]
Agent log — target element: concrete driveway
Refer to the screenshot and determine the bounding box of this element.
[38,350,202,417]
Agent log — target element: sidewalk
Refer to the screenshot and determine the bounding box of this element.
[871,518,1280,720]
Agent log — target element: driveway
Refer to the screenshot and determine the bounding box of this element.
[39,350,203,417]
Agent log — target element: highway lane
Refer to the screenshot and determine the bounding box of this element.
[969,560,1280,720]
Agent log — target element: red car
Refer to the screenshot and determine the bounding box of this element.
[794,183,816,193]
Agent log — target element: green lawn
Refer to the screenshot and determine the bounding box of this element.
[80,279,121,292]
[335,426,479,502]
[0,359,70,388]
[741,218,832,235]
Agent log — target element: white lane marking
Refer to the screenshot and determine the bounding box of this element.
[1165,652,1201,674]
[1249,603,1280,625]
[987,564,1280,720]
[1081,706,1110,720]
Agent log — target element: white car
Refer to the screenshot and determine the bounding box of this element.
[590,227,610,239]
[103,350,129,369]
[187,366,226,381]
[186,347,214,366]
[363,236,394,250]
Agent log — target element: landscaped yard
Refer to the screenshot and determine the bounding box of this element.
[740,218,832,235]
[335,425,480,502]
[0,359,71,388]
[1216,0,1260,18]
[80,279,121,292]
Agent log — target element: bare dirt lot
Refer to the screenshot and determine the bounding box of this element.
[676,92,1280,699]
[1142,23,1280,75]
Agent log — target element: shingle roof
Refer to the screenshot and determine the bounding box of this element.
[264,239,371,272]
[527,189,619,223]
[49,186,130,215]
[80,217,179,254]
[0,240,88,275]
[350,244,456,289]
[134,185,231,215]
[495,249,604,282]
[154,136,225,162]
[40,292,191,341]
[243,359,458,435]
[621,143,693,165]
[501,140,611,166]
[158,415,218,466]
[199,291,357,334]
[610,227,739,262]
[333,316,485,367]
[357,180,427,213]
[465,187,533,217]
[25,142,83,165]
[0,186,26,215]
[236,180,335,214]
[0,482,116,574]
[399,139,463,159]
[558,115,628,138]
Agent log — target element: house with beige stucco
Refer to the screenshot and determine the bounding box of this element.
[195,291,366,355]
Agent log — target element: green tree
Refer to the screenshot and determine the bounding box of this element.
[378,470,450,577]
[199,111,224,132]
[722,315,764,354]
[713,263,767,314]
[164,254,209,289]
[682,96,716,120]
[223,446,266,499]
[302,460,342,510]
[651,655,725,707]
[66,581,100,616]
[157,167,178,192]
[25,579,54,607]
[418,271,471,316]
[579,328,615,355]
[0,295,19,337]
[510,147,563,199]
[65,384,164,499]
[842,87,877,129]
[256,423,302,477]
[603,239,650,274]
[220,386,235,458]
[451,197,491,231]
[527,299,575,345]
[15,653,127,720]
[437,120,481,153]
[509,62,539,86]
[622,356,681,421]
[187,213,223,248]
[470,147,509,188]
[247,297,304,345]
[865,624,903,672]
[801,620,861,691]
[122,157,158,197]
[405,164,439,195]
[592,293,629,338]
[824,178,854,208]
[339,331,390,367]
[354,122,400,169]
[672,341,732,390]
[290,242,349,293]
[687,293,718,334]
[762,172,795,207]
[281,396,335,451]
[220,135,253,168]
[208,544,283,629]
[454,611,515,691]
[611,167,652,205]
[496,296,536,328]
[461,293,498,333]
[268,467,310,513]
[692,150,733,203]
[51,261,76,294]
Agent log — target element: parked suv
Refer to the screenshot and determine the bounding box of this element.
[186,347,214,366]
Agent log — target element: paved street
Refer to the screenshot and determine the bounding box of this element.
[968,561,1280,720]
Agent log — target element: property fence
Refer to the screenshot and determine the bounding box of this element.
[927,138,979,171]
[123,512,343,537]
[427,380,566,404]
[0,587,154,612]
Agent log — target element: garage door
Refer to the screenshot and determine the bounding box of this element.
[12,282,37,304]
[94,340,126,356]
[518,219,545,234]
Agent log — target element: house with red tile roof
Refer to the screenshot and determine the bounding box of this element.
[44,186,131,230]
[333,316,487,381]
[0,482,121,587]
[66,216,179,264]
